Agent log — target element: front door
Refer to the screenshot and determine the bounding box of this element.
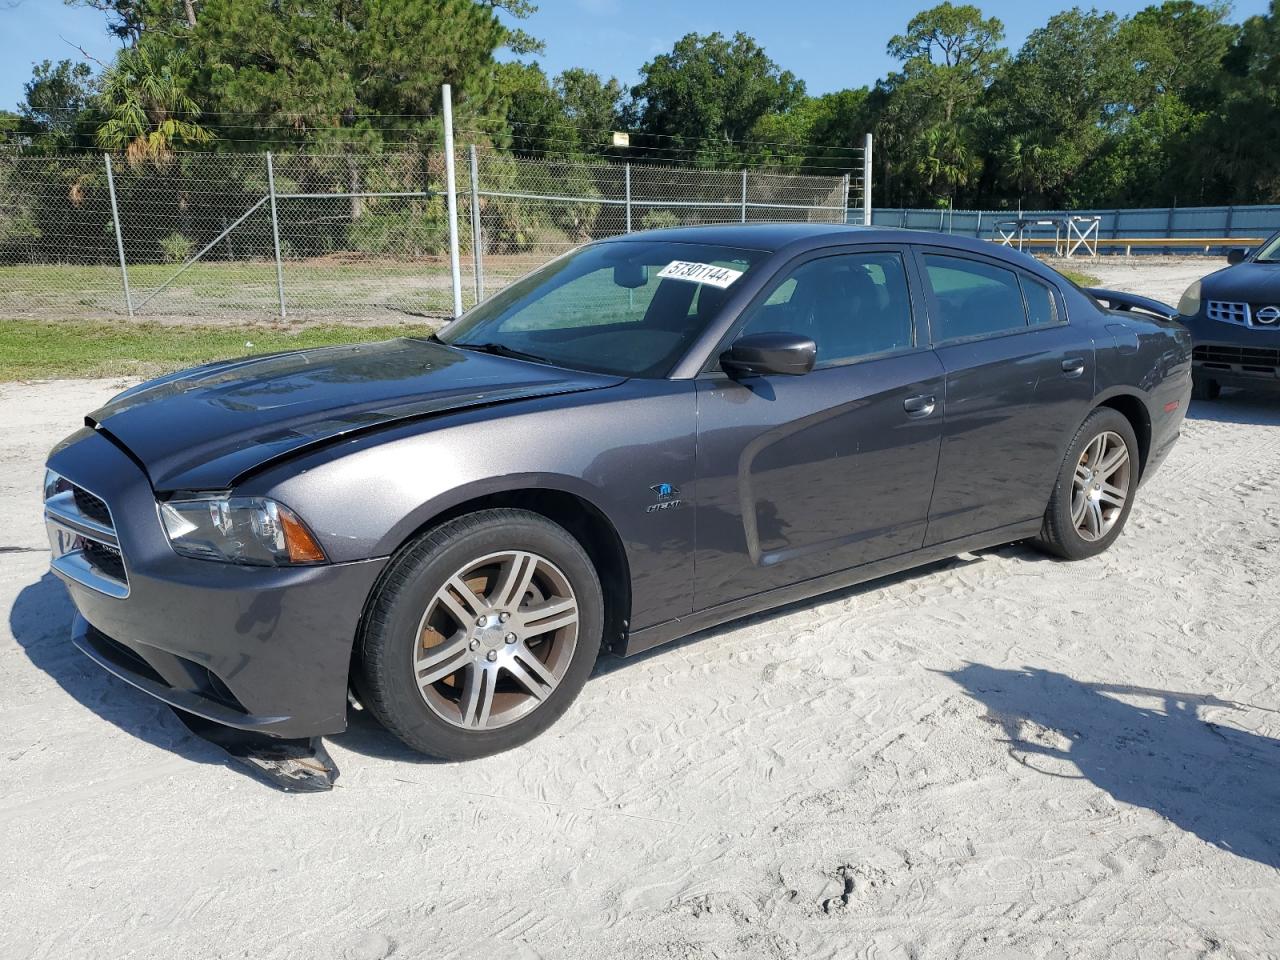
[693,247,946,610]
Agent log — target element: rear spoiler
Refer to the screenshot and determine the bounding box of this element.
[1085,288,1178,321]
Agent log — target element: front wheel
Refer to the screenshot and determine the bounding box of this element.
[1033,408,1139,561]
[356,508,603,759]
[1192,376,1221,402]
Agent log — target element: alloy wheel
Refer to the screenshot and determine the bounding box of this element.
[412,550,579,730]
[1071,430,1131,542]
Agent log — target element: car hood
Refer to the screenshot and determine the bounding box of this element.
[1201,261,1280,302]
[88,337,622,491]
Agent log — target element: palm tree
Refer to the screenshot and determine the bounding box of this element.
[913,125,977,203]
[96,48,213,166]
[1002,136,1045,203]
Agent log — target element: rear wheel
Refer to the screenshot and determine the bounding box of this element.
[1192,376,1221,401]
[1033,408,1139,560]
[357,509,603,759]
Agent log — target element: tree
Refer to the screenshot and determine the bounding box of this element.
[554,68,624,149]
[887,2,1006,123]
[1118,1,1234,110]
[497,61,563,157]
[871,3,1006,205]
[983,8,1126,205]
[158,0,533,148]
[95,46,213,164]
[1194,2,1280,201]
[628,32,805,163]
[20,59,96,144]
[65,0,189,44]
[749,89,871,173]
[912,123,980,202]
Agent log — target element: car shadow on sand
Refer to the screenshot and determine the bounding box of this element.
[945,662,1280,868]
[1187,389,1280,426]
[10,571,236,771]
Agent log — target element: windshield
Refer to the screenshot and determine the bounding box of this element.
[1255,231,1280,263]
[439,240,766,377]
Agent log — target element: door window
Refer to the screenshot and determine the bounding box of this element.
[1021,275,1061,326]
[738,252,914,366]
[923,254,1028,341]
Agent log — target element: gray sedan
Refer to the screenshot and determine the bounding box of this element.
[44,224,1191,763]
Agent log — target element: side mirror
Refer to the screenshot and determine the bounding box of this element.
[1227,248,1248,266]
[721,332,816,377]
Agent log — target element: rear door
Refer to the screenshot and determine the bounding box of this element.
[693,245,945,609]
[914,247,1095,545]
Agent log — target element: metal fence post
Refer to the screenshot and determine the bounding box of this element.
[625,163,632,233]
[442,84,464,319]
[468,145,484,303]
[741,169,747,223]
[265,151,287,319]
[842,173,850,223]
[862,133,873,226]
[103,154,134,317]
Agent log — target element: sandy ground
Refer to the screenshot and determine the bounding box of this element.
[4,272,1280,958]
[1042,255,1218,307]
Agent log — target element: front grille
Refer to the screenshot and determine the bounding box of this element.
[1207,300,1249,325]
[73,485,112,527]
[44,473,130,598]
[81,538,126,581]
[1194,344,1280,373]
[1206,300,1280,329]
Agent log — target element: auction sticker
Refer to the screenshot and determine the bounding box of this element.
[657,260,744,289]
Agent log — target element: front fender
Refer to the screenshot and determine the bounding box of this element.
[245,379,698,632]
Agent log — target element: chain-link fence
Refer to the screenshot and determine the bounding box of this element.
[459,148,850,305]
[0,147,855,323]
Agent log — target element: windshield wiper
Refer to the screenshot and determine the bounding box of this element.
[451,341,553,365]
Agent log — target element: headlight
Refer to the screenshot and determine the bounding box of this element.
[159,496,326,565]
[1177,280,1201,316]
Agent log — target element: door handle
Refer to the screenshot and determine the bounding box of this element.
[1062,357,1086,377]
[903,394,936,418]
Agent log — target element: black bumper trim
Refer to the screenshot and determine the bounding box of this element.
[72,614,297,734]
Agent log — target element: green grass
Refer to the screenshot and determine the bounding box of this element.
[1060,269,1100,287]
[0,319,419,381]
[0,260,461,317]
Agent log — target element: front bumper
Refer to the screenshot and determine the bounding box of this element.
[1182,312,1280,390]
[47,429,387,739]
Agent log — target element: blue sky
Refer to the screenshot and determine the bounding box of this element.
[2,0,1273,111]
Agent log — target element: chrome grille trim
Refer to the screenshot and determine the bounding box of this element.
[44,473,130,599]
[1206,300,1280,329]
[1206,300,1250,325]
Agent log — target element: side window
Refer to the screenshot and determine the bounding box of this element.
[738,252,914,366]
[923,254,1028,341]
[1021,275,1061,326]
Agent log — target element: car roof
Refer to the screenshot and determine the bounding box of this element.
[596,222,1043,269]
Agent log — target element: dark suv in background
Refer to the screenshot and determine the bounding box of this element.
[1179,228,1280,400]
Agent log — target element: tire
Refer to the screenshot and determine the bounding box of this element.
[356,508,603,760]
[1033,407,1140,561]
[1192,376,1221,402]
